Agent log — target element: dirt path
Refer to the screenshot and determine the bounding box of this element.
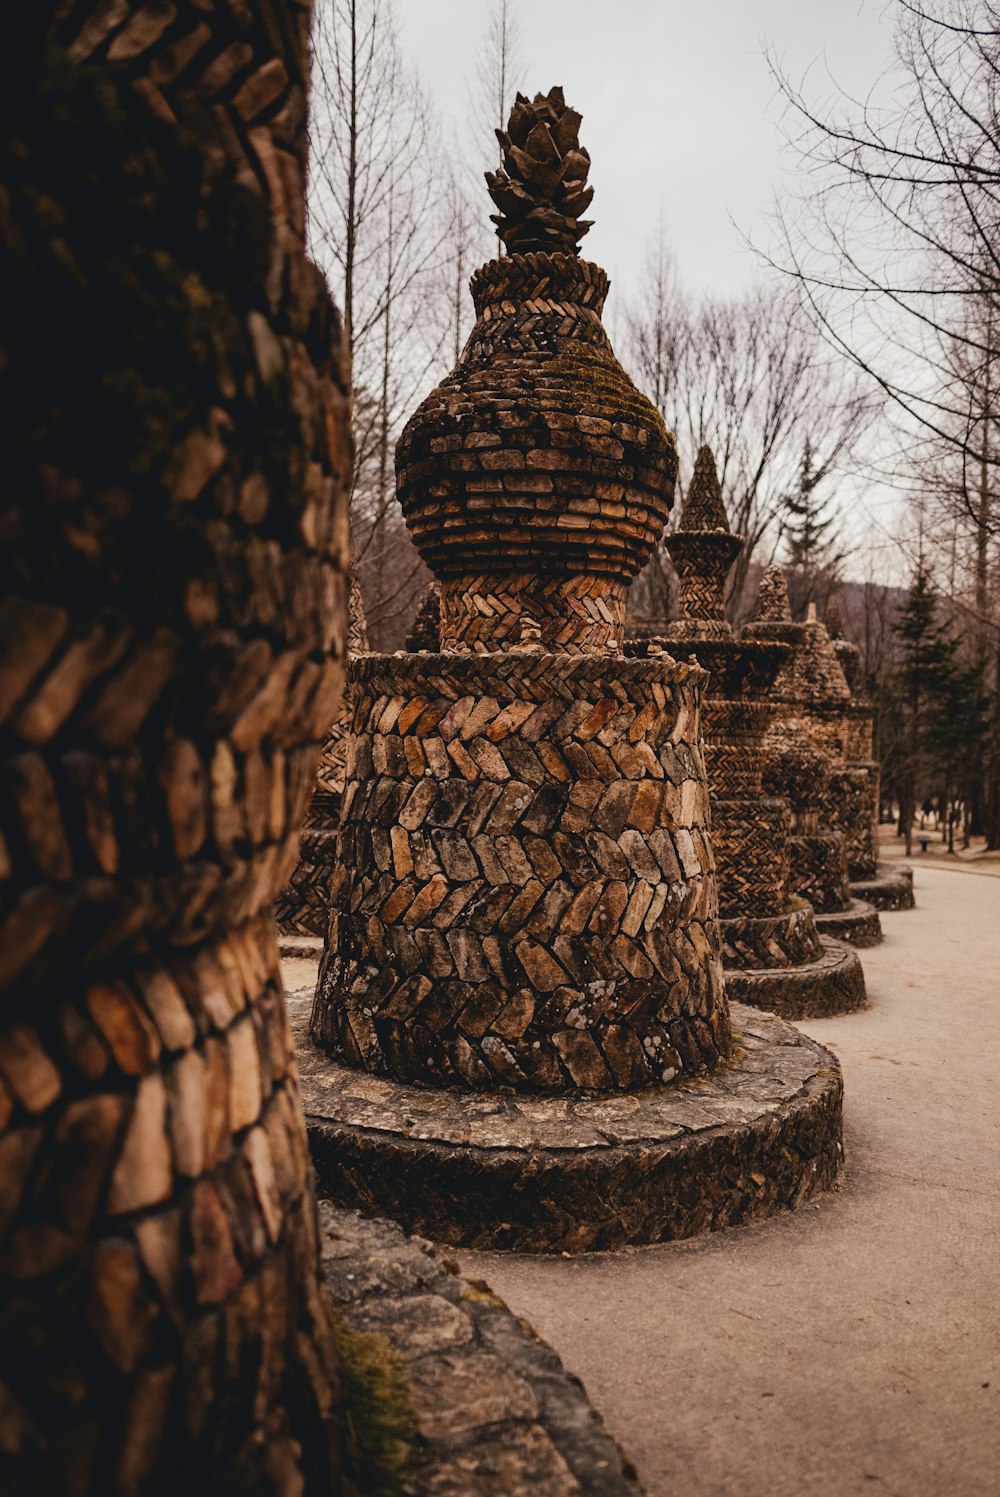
[458,866,1000,1497]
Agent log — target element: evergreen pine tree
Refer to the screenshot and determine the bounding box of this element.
[887,563,991,854]
[781,438,846,618]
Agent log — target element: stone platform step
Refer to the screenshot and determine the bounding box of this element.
[321,1204,639,1495]
[723,936,867,1020]
[851,862,915,911]
[290,990,843,1255]
[814,897,883,948]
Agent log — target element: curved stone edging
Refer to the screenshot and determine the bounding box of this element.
[723,936,867,1019]
[851,862,915,911]
[813,897,883,948]
[320,1203,641,1495]
[290,991,843,1254]
[719,902,824,968]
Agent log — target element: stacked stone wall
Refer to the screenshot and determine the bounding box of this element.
[315,652,728,1092]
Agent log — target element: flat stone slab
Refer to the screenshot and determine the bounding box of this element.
[814,897,883,948]
[278,932,324,960]
[289,991,843,1253]
[320,1204,639,1495]
[851,862,915,911]
[723,936,867,1020]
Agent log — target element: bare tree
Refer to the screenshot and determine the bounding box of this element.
[309,0,445,644]
[767,0,1000,532]
[473,0,525,173]
[625,252,873,621]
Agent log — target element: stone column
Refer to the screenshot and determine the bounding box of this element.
[316,650,726,1091]
[824,604,880,881]
[0,7,348,1490]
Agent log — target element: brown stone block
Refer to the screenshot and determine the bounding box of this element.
[85,982,161,1077]
[552,1029,612,1088]
[87,1239,157,1374]
[166,1048,207,1179]
[0,597,69,725]
[108,1076,172,1216]
[514,940,568,992]
[6,753,73,881]
[202,1036,232,1169]
[189,1180,244,1306]
[115,1364,174,1494]
[0,1024,62,1113]
[227,1016,263,1134]
[0,1126,43,1239]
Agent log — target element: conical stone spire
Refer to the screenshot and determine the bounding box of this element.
[756,565,793,623]
[664,445,742,640]
[682,444,731,531]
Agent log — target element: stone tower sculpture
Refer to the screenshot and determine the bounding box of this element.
[824,599,914,910]
[0,5,349,1490]
[629,449,866,1018]
[315,87,728,1090]
[746,570,883,945]
[305,91,843,1251]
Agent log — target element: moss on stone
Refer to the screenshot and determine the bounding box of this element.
[335,1319,419,1497]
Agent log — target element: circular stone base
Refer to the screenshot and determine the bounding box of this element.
[851,863,915,911]
[288,991,843,1254]
[813,897,883,948]
[723,937,867,1019]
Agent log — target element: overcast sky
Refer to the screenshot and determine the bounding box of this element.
[398,0,900,307]
[395,0,908,572]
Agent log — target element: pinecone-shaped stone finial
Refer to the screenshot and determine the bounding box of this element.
[755,566,793,623]
[486,86,594,254]
[682,445,730,531]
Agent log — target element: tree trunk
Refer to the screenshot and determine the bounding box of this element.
[0,7,350,1492]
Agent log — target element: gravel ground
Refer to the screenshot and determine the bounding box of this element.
[455,865,1000,1497]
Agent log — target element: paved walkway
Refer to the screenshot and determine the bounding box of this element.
[459,866,1000,1497]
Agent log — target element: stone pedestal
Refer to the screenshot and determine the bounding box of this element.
[297,992,843,1252]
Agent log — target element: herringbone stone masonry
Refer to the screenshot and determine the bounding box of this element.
[275,577,369,943]
[629,449,867,1017]
[746,570,883,946]
[314,651,727,1091]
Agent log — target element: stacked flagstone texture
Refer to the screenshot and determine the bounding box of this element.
[307,90,843,1247]
[0,4,350,1491]
[275,577,368,945]
[627,449,866,1018]
[317,650,726,1090]
[746,572,882,945]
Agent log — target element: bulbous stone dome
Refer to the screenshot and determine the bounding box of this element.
[395,95,676,656]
